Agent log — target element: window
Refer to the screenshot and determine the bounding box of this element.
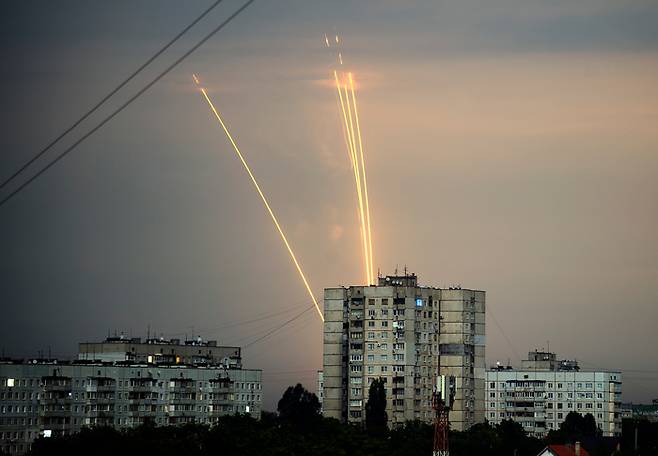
[367,355,374,362]
[368,321,375,327]
[490,382,495,388]
[368,299,375,306]
[381,321,388,327]
[381,366,388,373]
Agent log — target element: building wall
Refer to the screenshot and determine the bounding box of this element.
[0,362,262,455]
[322,278,485,431]
[486,370,622,437]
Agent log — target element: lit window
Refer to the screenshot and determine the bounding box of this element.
[7,379,14,388]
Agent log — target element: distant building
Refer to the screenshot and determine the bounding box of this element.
[620,401,658,422]
[322,273,485,430]
[0,336,262,455]
[78,335,241,367]
[486,350,622,437]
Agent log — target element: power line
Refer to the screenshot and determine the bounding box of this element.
[0,0,224,192]
[161,299,311,338]
[487,304,522,362]
[0,0,256,209]
[243,304,315,349]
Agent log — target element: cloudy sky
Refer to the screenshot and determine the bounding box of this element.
[1,0,657,409]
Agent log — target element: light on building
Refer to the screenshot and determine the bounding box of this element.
[147,355,153,364]
[43,430,52,438]
[245,405,250,413]
[7,378,14,387]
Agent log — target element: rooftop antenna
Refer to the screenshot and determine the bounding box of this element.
[147,324,150,341]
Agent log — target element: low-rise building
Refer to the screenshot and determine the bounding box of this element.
[486,350,622,437]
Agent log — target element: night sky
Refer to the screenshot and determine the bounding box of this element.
[1,0,657,410]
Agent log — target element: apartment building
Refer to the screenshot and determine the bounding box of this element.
[322,273,485,430]
[0,337,262,455]
[486,350,622,437]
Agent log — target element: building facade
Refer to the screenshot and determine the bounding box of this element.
[322,273,485,430]
[486,351,622,437]
[0,337,262,455]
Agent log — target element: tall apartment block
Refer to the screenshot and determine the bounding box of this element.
[322,273,485,430]
[0,336,262,455]
[486,350,622,437]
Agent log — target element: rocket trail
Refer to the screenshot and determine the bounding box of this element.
[349,73,374,283]
[334,70,371,285]
[193,75,324,322]
[327,33,376,285]
[343,81,371,285]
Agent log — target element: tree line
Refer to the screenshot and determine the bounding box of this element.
[11,381,656,456]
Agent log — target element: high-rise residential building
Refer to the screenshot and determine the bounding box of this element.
[486,350,622,437]
[322,273,485,430]
[0,336,262,455]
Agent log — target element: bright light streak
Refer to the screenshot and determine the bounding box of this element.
[193,75,324,322]
[349,73,374,283]
[327,36,376,286]
[335,70,371,285]
[343,81,371,285]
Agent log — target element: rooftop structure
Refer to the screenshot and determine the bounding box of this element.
[78,335,241,368]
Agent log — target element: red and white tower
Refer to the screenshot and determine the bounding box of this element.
[432,375,455,456]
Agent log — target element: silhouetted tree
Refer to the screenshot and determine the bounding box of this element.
[365,378,387,434]
[276,383,321,428]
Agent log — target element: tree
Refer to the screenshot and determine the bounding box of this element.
[365,378,387,434]
[276,383,321,428]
